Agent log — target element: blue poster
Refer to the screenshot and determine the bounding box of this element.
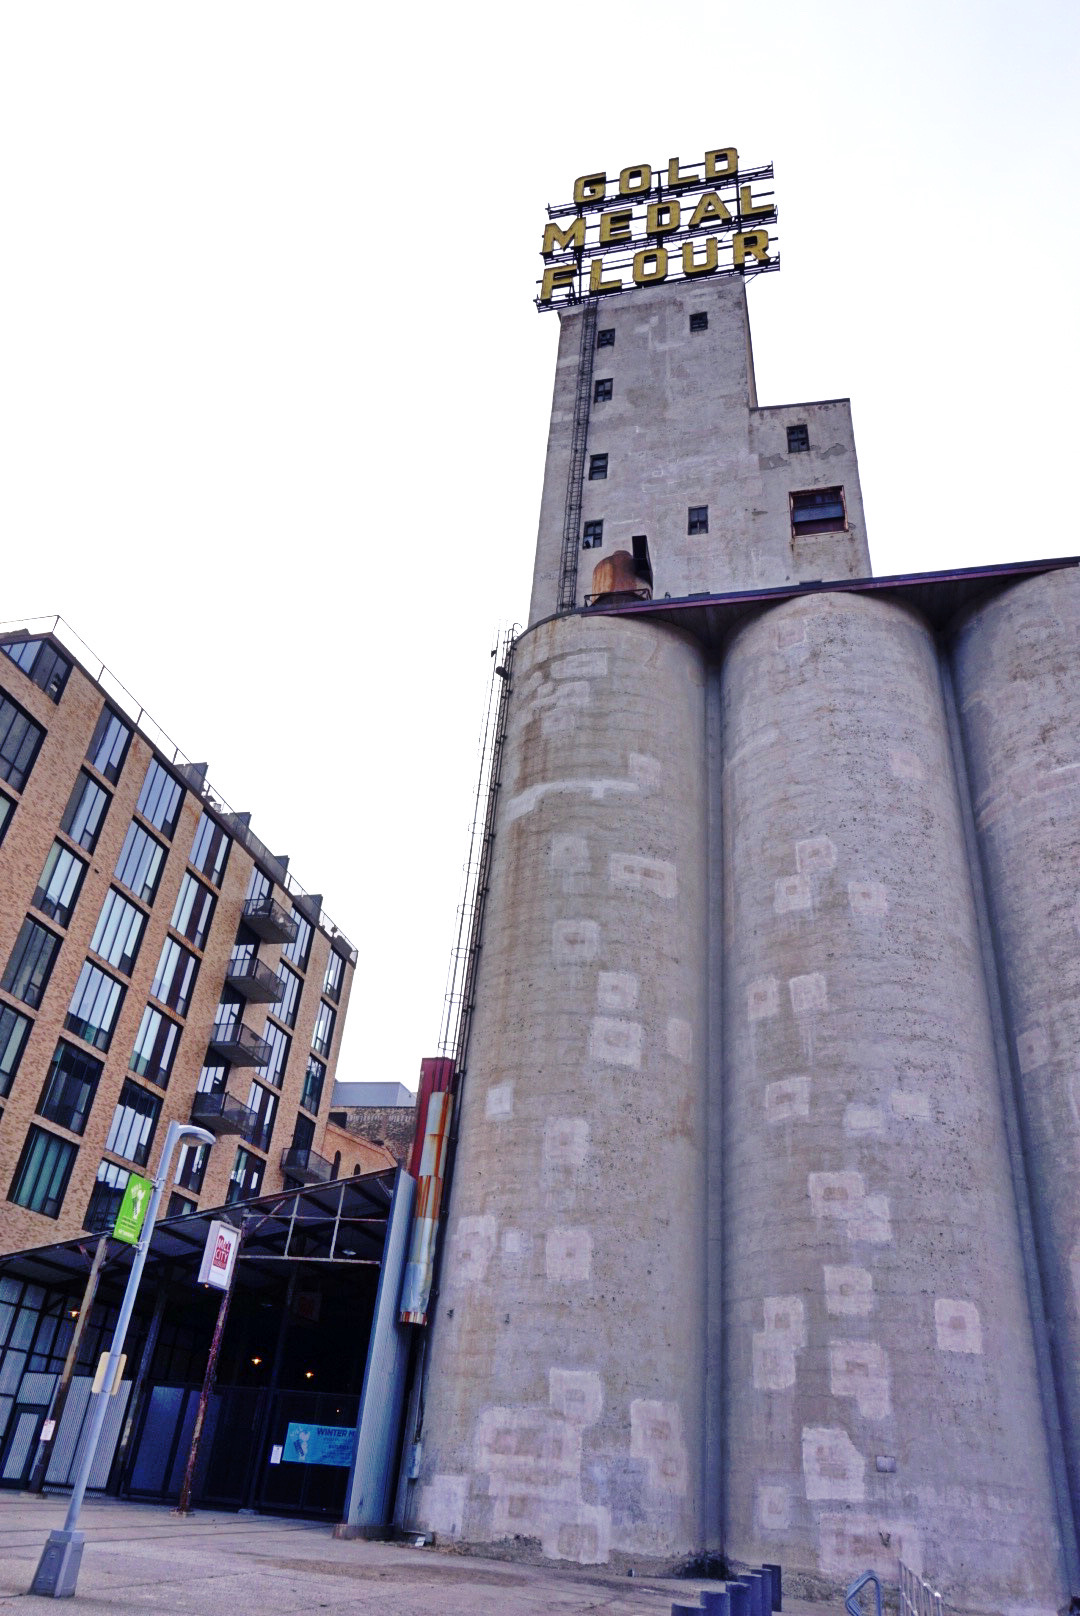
[281,1422,355,1467]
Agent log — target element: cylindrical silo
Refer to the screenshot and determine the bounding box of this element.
[952,565,1080,1559]
[721,591,1065,1611]
[410,610,710,1567]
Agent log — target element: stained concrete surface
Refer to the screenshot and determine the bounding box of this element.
[0,1494,841,1616]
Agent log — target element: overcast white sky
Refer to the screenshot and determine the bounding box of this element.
[2,1,1077,1093]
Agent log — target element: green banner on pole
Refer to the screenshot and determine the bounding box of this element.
[113,1174,153,1245]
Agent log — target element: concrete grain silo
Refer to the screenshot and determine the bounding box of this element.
[405,151,1080,1614]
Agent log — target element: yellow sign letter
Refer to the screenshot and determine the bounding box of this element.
[632,247,668,285]
[619,164,652,197]
[540,263,578,303]
[542,219,586,258]
[599,208,633,245]
[739,185,773,220]
[647,201,681,237]
[666,157,697,188]
[682,238,719,276]
[689,192,732,230]
[589,258,623,295]
[733,230,770,266]
[573,172,606,203]
[705,148,738,181]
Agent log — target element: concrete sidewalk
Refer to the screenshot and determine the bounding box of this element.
[0,1494,835,1616]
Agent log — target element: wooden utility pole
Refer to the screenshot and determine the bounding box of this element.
[27,1238,108,1494]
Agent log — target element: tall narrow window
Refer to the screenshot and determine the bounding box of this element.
[105,1080,161,1166]
[274,964,302,1029]
[787,423,810,453]
[9,1126,77,1218]
[85,1161,131,1233]
[32,842,87,926]
[60,771,110,852]
[312,1001,336,1058]
[171,872,215,950]
[0,791,13,845]
[301,1054,326,1115]
[2,918,61,1008]
[588,454,608,480]
[175,1141,209,1194]
[281,910,313,971]
[245,1082,278,1152]
[189,812,230,886]
[86,708,131,784]
[136,759,184,838]
[582,520,604,550]
[114,823,166,904]
[323,951,345,1004]
[0,694,45,792]
[65,962,124,1052]
[594,378,613,402]
[226,1147,263,1204]
[37,1041,103,1135]
[257,1021,290,1088]
[130,1005,180,1087]
[688,505,709,535]
[150,938,198,1017]
[90,890,145,976]
[0,1004,31,1099]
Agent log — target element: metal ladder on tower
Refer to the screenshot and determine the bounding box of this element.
[557,297,599,613]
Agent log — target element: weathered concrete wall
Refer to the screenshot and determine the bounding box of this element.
[953,566,1080,1555]
[720,591,1065,1612]
[528,278,869,621]
[411,611,710,1566]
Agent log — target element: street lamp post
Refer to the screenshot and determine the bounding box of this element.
[29,1120,215,1599]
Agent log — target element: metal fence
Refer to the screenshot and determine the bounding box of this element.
[899,1561,943,1616]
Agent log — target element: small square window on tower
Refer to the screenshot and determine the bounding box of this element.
[597,328,615,348]
[594,378,613,402]
[589,454,608,480]
[787,423,810,453]
[791,487,847,535]
[582,521,604,550]
[689,312,708,332]
[688,505,709,535]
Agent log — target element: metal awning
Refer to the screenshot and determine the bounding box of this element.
[577,555,1080,655]
[0,1169,398,1299]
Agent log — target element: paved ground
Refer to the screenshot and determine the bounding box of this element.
[0,1494,838,1616]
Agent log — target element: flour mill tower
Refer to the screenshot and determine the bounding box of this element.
[405,147,1080,1616]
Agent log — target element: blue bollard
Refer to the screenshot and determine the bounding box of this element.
[747,1569,768,1616]
[762,1564,782,1612]
[727,1578,752,1616]
[701,1589,731,1616]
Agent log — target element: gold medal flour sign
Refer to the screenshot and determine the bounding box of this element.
[537,147,777,308]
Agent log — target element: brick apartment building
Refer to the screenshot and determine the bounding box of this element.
[0,623,355,1251]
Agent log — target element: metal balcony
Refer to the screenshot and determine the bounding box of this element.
[208,1020,273,1068]
[280,1146,333,1186]
[242,896,298,943]
[191,1091,258,1137]
[224,955,284,1004]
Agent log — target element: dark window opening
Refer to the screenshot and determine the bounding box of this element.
[597,328,615,348]
[9,1126,77,1218]
[0,694,45,793]
[588,454,608,480]
[1,638,71,702]
[38,1041,103,1135]
[2,917,62,1007]
[689,312,708,331]
[86,707,132,785]
[688,505,709,535]
[594,378,612,402]
[582,520,604,550]
[60,771,110,852]
[787,423,810,453]
[791,486,847,535]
